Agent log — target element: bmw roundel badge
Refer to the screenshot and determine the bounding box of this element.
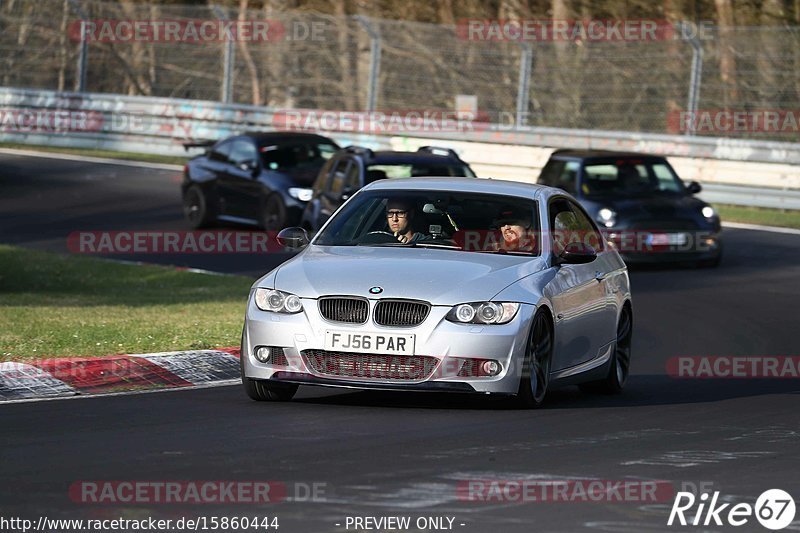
[369,286,383,294]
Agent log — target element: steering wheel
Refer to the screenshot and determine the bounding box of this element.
[360,231,400,244]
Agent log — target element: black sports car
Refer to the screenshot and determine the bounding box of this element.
[181,132,340,230]
[537,150,722,267]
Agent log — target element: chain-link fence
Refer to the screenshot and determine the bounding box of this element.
[1,0,799,140]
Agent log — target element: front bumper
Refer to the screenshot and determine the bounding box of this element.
[241,297,535,395]
[606,229,722,264]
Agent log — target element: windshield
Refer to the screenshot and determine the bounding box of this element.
[582,160,685,197]
[258,141,338,172]
[314,190,540,255]
[365,163,476,182]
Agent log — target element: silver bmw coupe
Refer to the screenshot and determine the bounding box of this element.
[241,178,632,407]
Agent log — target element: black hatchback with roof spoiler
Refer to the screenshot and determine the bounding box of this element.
[300,145,477,233]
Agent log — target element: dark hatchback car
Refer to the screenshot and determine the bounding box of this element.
[537,150,722,267]
[300,145,476,232]
[182,132,340,230]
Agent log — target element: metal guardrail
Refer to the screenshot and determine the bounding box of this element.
[699,184,800,210]
[1,87,798,209]
[2,87,800,163]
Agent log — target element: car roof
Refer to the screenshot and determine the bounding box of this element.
[550,149,668,161]
[362,176,559,201]
[358,151,466,165]
[242,131,338,145]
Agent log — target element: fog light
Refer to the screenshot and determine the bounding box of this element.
[254,346,271,363]
[481,360,501,376]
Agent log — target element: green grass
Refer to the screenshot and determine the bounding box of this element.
[716,204,800,230]
[0,142,187,165]
[0,245,254,361]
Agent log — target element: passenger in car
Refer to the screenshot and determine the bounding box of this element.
[493,206,536,252]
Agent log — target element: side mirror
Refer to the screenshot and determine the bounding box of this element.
[238,160,258,175]
[276,227,310,250]
[556,242,597,265]
[686,181,702,194]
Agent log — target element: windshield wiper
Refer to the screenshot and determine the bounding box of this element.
[475,249,537,256]
[413,242,463,250]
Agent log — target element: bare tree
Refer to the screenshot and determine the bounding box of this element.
[238,0,263,105]
[713,0,738,105]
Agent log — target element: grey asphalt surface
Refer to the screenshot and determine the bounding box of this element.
[1,152,799,532]
[0,152,292,277]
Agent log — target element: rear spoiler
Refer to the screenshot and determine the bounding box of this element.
[182,140,216,152]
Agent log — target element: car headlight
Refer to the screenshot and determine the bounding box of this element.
[597,208,617,228]
[288,187,313,202]
[254,288,303,313]
[447,302,520,324]
[701,206,716,220]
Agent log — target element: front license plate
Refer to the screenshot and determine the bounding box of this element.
[325,331,415,356]
[649,232,687,246]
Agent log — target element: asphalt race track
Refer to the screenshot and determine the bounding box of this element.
[2,152,800,532]
[0,152,292,277]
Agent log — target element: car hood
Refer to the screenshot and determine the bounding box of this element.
[584,194,708,223]
[264,165,321,187]
[266,245,547,305]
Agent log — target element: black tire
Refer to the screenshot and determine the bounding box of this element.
[515,311,553,409]
[183,184,215,229]
[580,305,633,394]
[260,194,287,231]
[240,346,298,402]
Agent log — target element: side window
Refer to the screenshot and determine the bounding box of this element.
[327,159,351,196]
[558,162,579,194]
[539,159,578,194]
[343,161,361,192]
[549,199,577,256]
[228,139,258,167]
[313,158,335,192]
[651,162,682,192]
[549,198,603,255]
[209,140,232,163]
[568,201,604,252]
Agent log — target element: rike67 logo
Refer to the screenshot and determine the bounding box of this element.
[668,489,796,530]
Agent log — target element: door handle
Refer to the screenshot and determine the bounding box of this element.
[595,271,608,282]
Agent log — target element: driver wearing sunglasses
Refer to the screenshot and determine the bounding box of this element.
[386,198,422,244]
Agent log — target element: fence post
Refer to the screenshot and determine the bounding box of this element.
[67,0,88,92]
[212,5,235,104]
[683,23,704,136]
[356,16,381,112]
[515,43,533,128]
